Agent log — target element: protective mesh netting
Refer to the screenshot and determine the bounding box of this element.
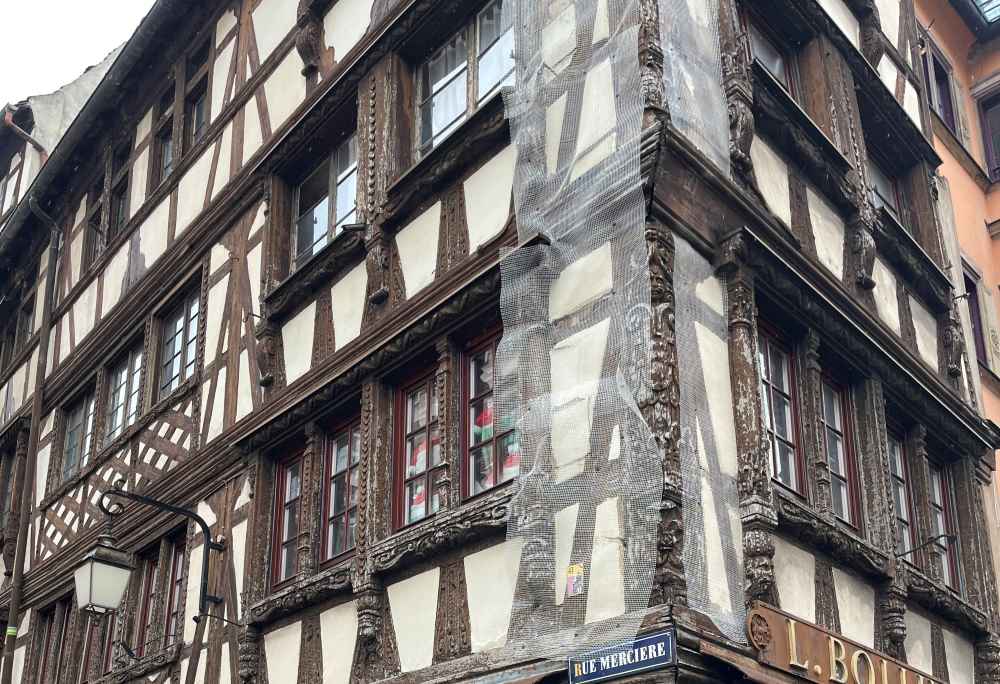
[496,0,743,655]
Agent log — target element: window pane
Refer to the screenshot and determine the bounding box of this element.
[832,478,848,521]
[351,426,361,464]
[335,434,350,473]
[335,168,357,229]
[408,388,428,432]
[406,433,427,477]
[822,384,840,429]
[331,474,347,515]
[295,161,331,265]
[893,480,908,523]
[406,478,428,524]
[478,24,514,100]
[349,467,359,507]
[826,428,844,474]
[775,440,795,487]
[768,345,788,392]
[286,462,301,501]
[428,469,443,514]
[498,431,521,482]
[330,515,348,556]
[471,445,494,495]
[748,23,787,89]
[429,425,442,467]
[471,398,494,446]
[471,349,494,396]
[772,393,792,440]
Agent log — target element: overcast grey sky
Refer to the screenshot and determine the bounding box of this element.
[0,0,156,106]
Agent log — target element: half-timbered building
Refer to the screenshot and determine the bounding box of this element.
[0,0,999,682]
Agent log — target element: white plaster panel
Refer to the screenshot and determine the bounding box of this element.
[585,497,626,624]
[904,80,921,127]
[212,40,236,120]
[253,0,298,64]
[247,242,262,318]
[772,537,815,623]
[136,108,153,146]
[396,202,442,297]
[550,318,610,482]
[264,621,302,683]
[750,138,792,227]
[220,643,231,684]
[818,0,860,47]
[330,262,367,350]
[909,295,939,370]
[184,544,204,643]
[203,367,227,444]
[74,281,99,344]
[874,0,900,48]
[542,2,576,78]
[34,255,48,333]
[554,503,580,605]
[807,186,846,279]
[464,144,516,251]
[69,230,83,289]
[129,148,150,219]
[904,609,933,676]
[216,7,238,47]
[176,147,213,235]
[204,273,230,368]
[549,243,613,321]
[236,349,254,422]
[242,99,264,167]
[943,627,976,684]
[235,478,253,509]
[210,243,230,274]
[692,436,737,615]
[387,567,440,672]
[546,93,568,174]
[832,567,875,648]
[872,257,901,335]
[102,243,130,315]
[211,123,234,200]
[34,444,50,506]
[694,322,737,478]
[282,302,316,384]
[11,646,24,684]
[572,58,616,180]
[324,0,375,58]
[231,520,247,619]
[319,600,359,684]
[264,50,308,132]
[139,198,170,267]
[58,315,70,365]
[464,539,523,651]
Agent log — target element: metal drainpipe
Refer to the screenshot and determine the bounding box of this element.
[2,107,48,166]
[0,197,60,684]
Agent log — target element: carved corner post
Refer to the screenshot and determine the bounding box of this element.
[299,421,324,578]
[638,0,665,116]
[800,329,834,519]
[858,1,885,67]
[716,234,777,607]
[906,425,940,580]
[855,378,895,554]
[941,299,966,390]
[3,424,30,572]
[434,337,458,510]
[718,0,758,190]
[642,220,686,609]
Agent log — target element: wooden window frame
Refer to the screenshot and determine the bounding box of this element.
[462,332,520,499]
[163,536,186,647]
[963,267,989,365]
[156,288,200,401]
[920,32,960,135]
[105,343,144,444]
[62,390,96,483]
[150,82,176,189]
[35,595,73,684]
[928,460,962,592]
[271,453,305,589]
[133,547,160,657]
[757,326,806,495]
[394,372,445,529]
[414,0,513,158]
[321,419,362,564]
[819,376,863,531]
[290,132,359,271]
[740,6,799,98]
[887,434,916,558]
[979,91,1000,181]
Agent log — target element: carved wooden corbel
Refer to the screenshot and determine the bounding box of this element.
[238,624,261,682]
[942,301,966,380]
[880,565,908,659]
[295,0,333,81]
[718,0,758,190]
[858,1,885,68]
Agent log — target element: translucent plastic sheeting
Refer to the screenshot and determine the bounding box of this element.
[674,235,746,643]
[498,0,661,656]
[661,0,732,175]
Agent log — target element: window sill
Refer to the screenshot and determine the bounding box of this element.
[906,565,987,635]
[872,204,952,313]
[369,484,512,576]
[98,641,181,684]
[248,556,353,626]
[264,229,366,323]
[384,90,509,234]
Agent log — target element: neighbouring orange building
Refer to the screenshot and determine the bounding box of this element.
[915,0,1000,584]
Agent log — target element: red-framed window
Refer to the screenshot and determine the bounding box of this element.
[163,539,186,645]
[464,337,520,497]
[36,596,72,684]
[757,330,804,493]
[928,462,961,591]
[820,379,861,529]
[322,421,361,562]
[888,435,915,557]
[396,374,444,527]
[272,455,304,586]
[134,549,160,656]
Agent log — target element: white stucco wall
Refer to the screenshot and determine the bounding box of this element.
[942,627,975,684]
[554,502,580,605]
[874,0,901,48]
[832,567,875,648]
[807,187,845,279]
[585,496,626,624]
[252,0,297,64]
[282,302,317,384]
[320,600,358,684]
[463,539,523,652]
[464,145,516,252]
[872,257,901,335]
[750,138,792,227]
[818,0,860,47]
[396,203,442,297]
[387,568,440,673]
[549,242,613,321]
[908,295,939,370]
[324,0,375,59]
[773,537,816,623]
[264,621,302,683]
[572,58,616,180]
[330,263,368,350]
[904,608,933,676]
[263,50,308,133]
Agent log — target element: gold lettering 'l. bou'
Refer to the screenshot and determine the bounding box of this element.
[746,603,943,684]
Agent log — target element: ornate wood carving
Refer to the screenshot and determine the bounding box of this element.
[640,220,686,608]
[247,560,352,626]
[716,233,777,607]
[977,638,1000,684]
[351,579,400,682]
[854,378,894,554]
[295,1,332,80]
[638,0,664,111]
[879,565,908,659]
[263,234,366,322]
[434,337,456,510]
[858,1,885,68]
[718,0,757,188]
[238,625,261,682]
[814,558,841,634]
[432,560,472,664]
[800,329,834,519]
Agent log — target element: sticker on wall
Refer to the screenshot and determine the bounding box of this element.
[566,563,585,597]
